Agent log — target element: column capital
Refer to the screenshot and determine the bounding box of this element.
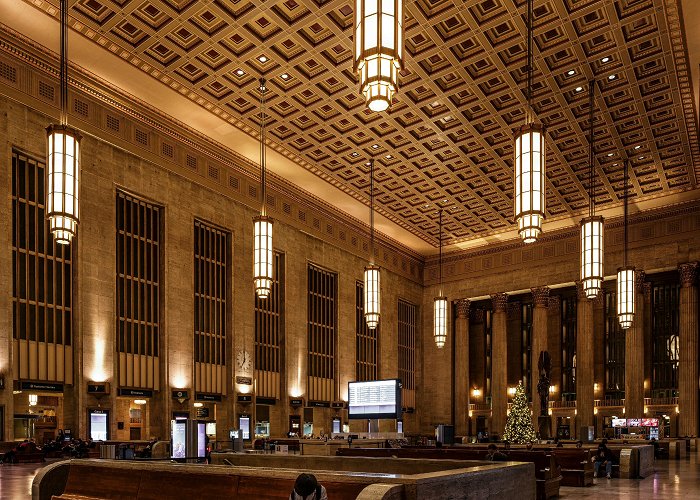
[635,269,646,293]
[456,299,470,319]
[531,286,550,307]
[548,295,561,313]
[678,262,698,287]
[491,293,508,312]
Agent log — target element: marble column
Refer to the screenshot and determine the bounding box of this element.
[491,293,509,437]
[625,270,646,419]
[454,299,470,436]
[576,281,594,439]
[678,262,699,437]
[531,287,550,416]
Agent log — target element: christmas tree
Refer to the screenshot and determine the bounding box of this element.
[503,381,537,443]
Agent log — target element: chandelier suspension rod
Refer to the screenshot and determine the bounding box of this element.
[438,209,443,289]
[623,158,629,267]
[369,159,375,264]
[588,80,595,218]
[259,77,267,216]
[527,0,533,121]
[60,0,68,125]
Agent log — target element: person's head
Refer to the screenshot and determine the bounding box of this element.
[650,437,656,442]
[601,438,608,445]
[576,440,583,448]
[294,473,319,498]
[503,440,510,449]
[556,441,563,447]
[487,444,497,451]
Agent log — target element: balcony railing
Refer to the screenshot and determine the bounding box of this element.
[644,397,678,406]
[549,400,577,408]
[594,398,625,407]
[469,403,492,411]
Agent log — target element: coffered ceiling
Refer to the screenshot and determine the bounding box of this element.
[5,0,700,255]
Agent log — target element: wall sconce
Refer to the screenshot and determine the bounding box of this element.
[574,409,578,415]
[193,402,203,408]
[594,408,598,415]
[675,407,679,414]
[133,399,147,405]
[622,407,626,414]
[468,411,473,418]
[548,409,553,416]
[471,388,482,398]
[29,394,38,406]
[644,406,649,414]
[548,385,556,394]
[593,383,599,392]
[507,387,516,397]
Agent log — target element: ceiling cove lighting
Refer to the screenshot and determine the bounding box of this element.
[46,0,81,245]
[514,0,546,244]
[434,210,447,348]
[253,78,273,299]
[364,159,381,330]
[354,0,404,112]
[580,81,604,299]
[617,159,635,329]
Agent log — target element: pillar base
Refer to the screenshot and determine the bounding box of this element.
[537,416,551,440]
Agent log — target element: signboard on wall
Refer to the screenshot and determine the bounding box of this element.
[118,388,153,398]
[19,381,64,392]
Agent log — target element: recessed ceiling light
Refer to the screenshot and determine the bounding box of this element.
[634,145,641,150]
[385,154,392,159]
[372,144,379,149]
[575,86,583,92]
[235,69,244,76]
[567,70,575,76]
[442,199,448,203]
[601,57,610,63]
[351,152,358,157]
[281,73,289,79]
[608,74,616,80]
[639,156,645,160]
[613,163,619,166]
[424,204,430,208]
[607,153,614,157]
[258,55,268,63]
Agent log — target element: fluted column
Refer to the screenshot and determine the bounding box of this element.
[531,287,550,415]
[454,299,470,436]
[625,270,646,418]
[576,281,594,439]
[491,293,509,437]
[678,262,699,437]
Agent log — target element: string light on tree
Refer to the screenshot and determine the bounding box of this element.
[503,382,537,443]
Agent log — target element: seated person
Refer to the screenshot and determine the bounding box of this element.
[289,473,327,500]
[593,441,615,479]
[486,443,508,461]
[576,440,583,448]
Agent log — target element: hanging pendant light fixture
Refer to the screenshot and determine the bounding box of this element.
[46,0,81,245]
[617,159,635,329]
[353,0,404,112]
[364,159,381,329]
[580,81,604,299]
[434,210,447,348]
[253,78,273,299]
[514,0,546,244]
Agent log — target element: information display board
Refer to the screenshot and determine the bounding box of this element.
[641,418,659,427]
[171,420,187,458]
[348,379,402,420]
[627,418,642,427]
[611,418,627,428]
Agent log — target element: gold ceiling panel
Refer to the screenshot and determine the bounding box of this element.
[27,0,700,246]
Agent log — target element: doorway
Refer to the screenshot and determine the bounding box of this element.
[288,415,301,436]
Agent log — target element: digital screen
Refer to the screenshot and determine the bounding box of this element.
[332,418,341,434]
[627,419,642,427]
[89,412,108,441]
[348,379,402,420]
[239,416,250,440]
[611,418,627,428]
[171,420,187,458]
[205,422,216,436]
[642,418,659,427]
[197,423,206,458]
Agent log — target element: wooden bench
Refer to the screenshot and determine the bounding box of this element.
[50,462,368,500]
[551,448,593,486]
[337,447,560,499]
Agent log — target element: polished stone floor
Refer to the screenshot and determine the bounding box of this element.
[0,453,698,499]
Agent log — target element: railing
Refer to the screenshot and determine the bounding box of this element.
[594,398,625,407]
[548,400,577,408]
[469,403,492,411]
[644,397,678,406]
